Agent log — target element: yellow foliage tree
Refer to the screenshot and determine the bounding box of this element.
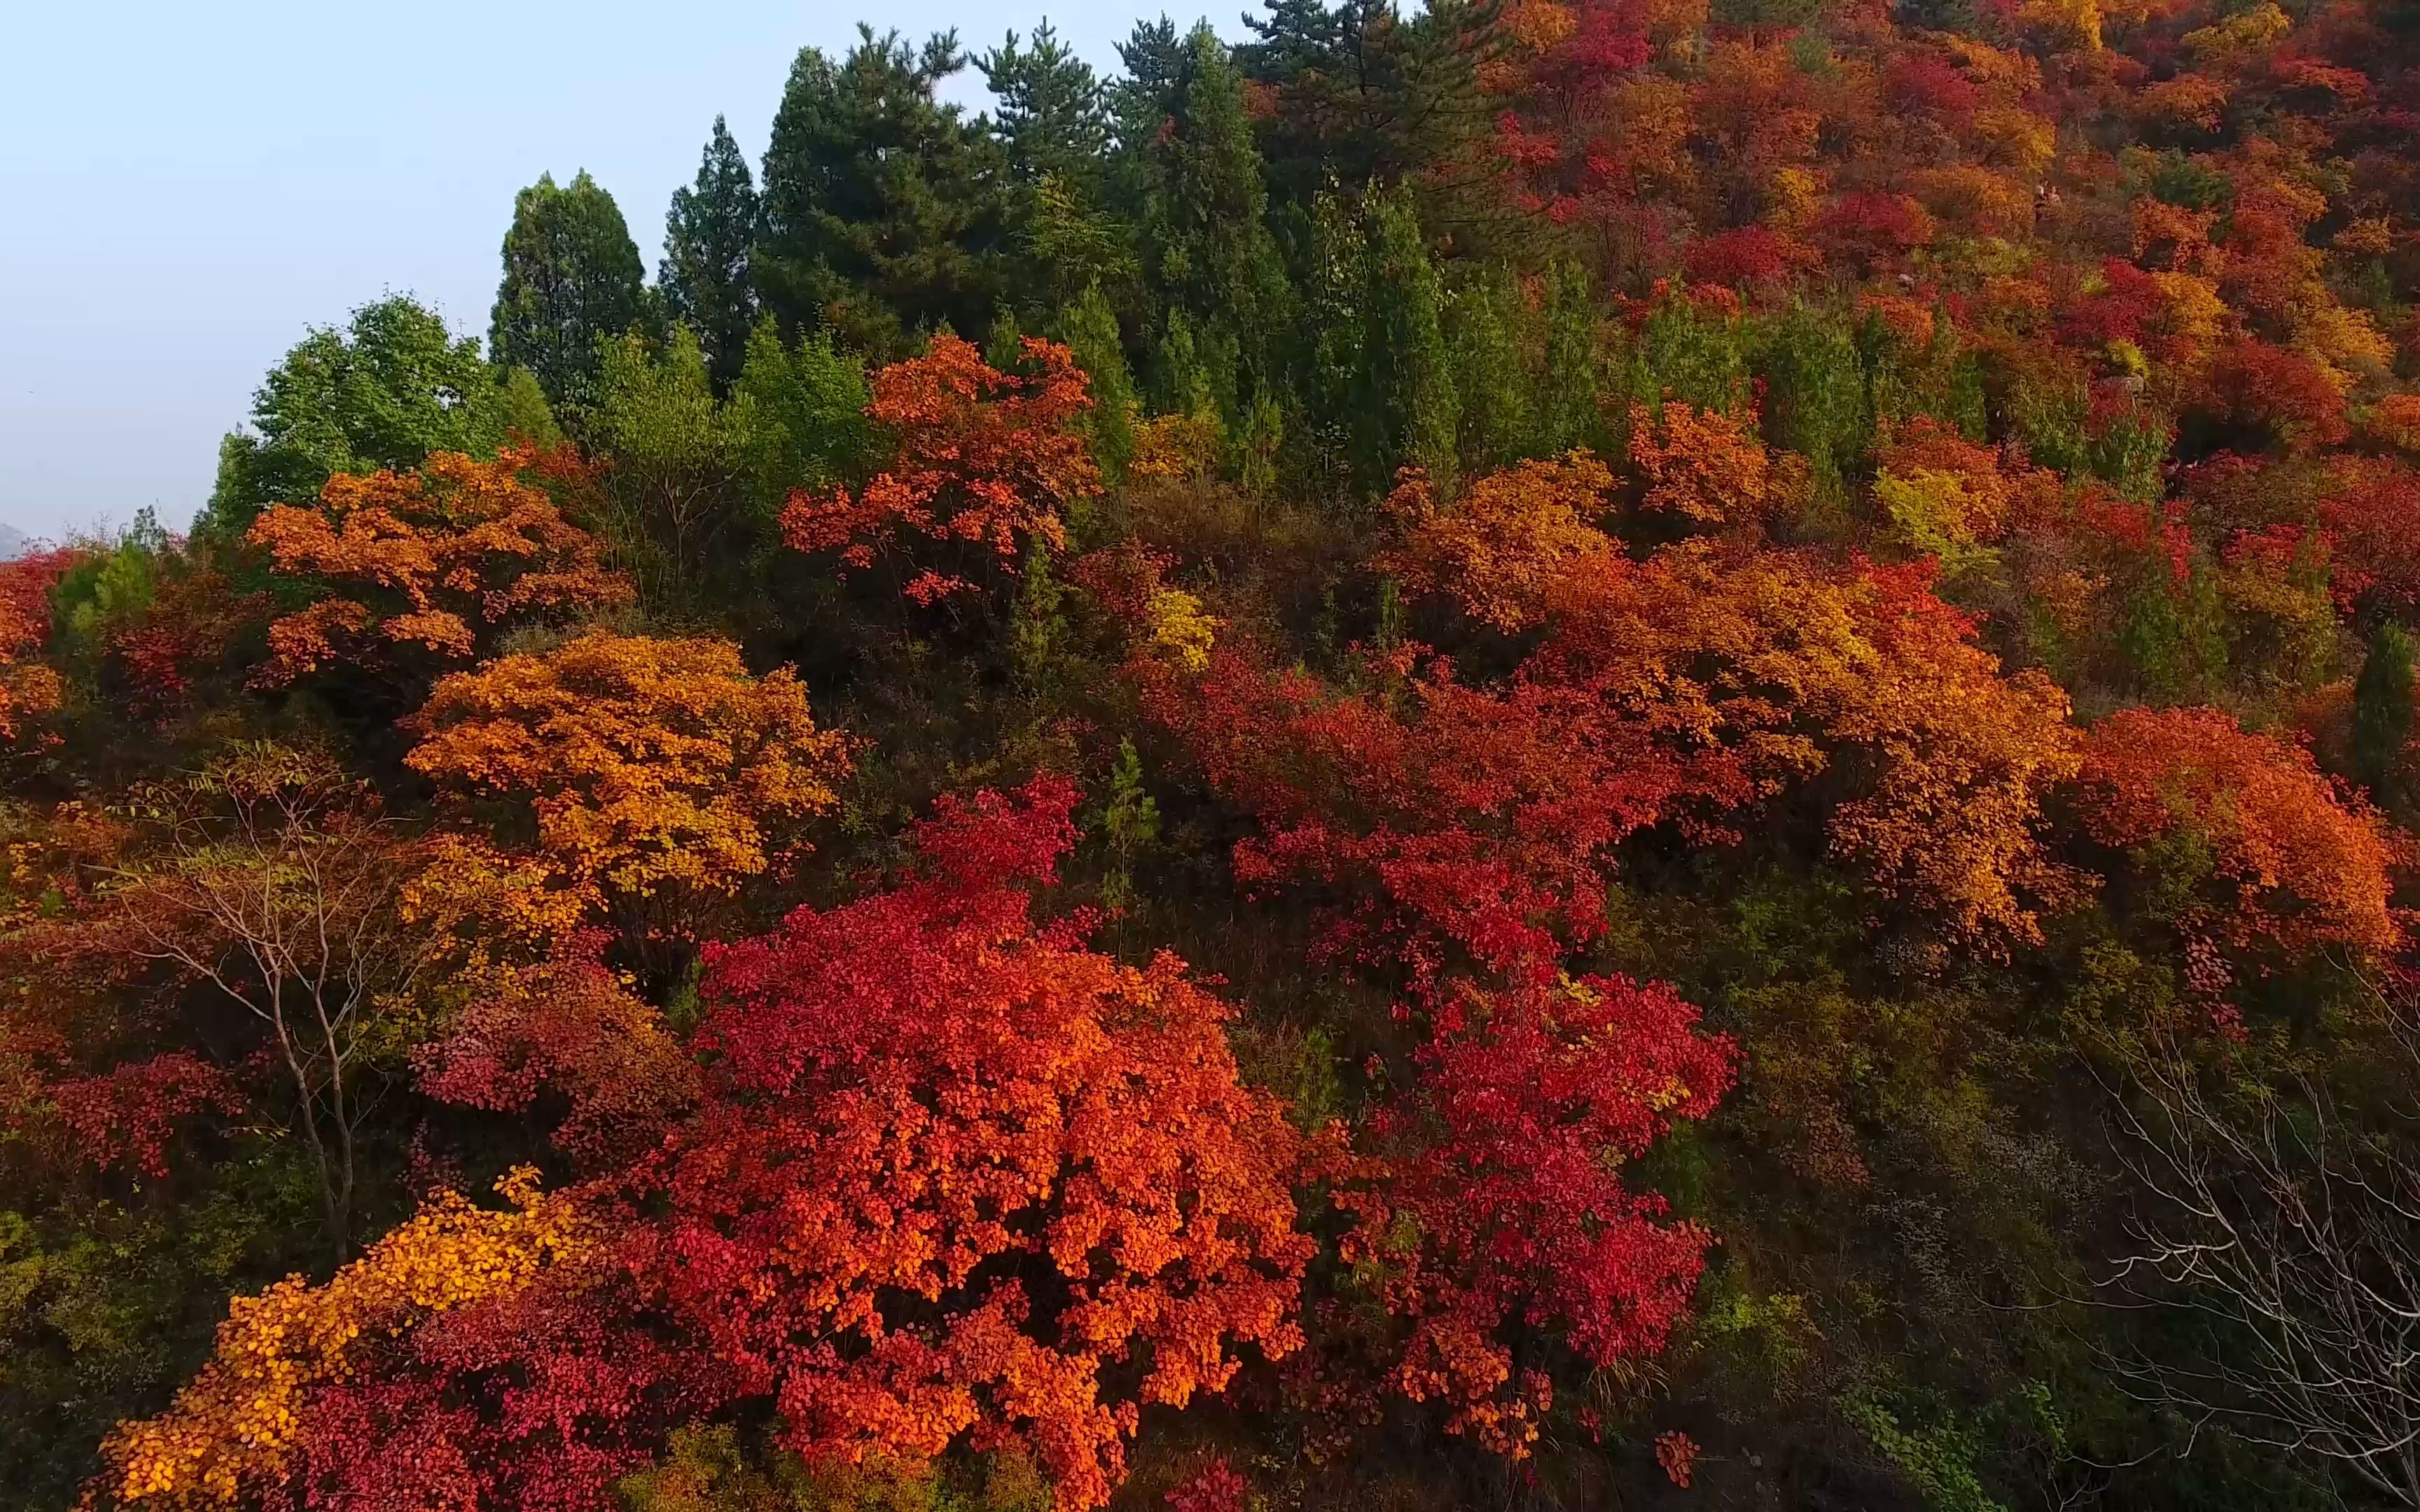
[405,631,849,917]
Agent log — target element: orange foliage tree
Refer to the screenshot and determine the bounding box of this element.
[1381,451,1620,632]
[248,447,632,685]
[780,335,1099,603]
[1628,400,1791,528]
[403,629,848,922]
[2074,706,2401,968]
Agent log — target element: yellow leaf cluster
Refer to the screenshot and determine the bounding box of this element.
[1146,588,1220,673]
[102,1169,591,1508]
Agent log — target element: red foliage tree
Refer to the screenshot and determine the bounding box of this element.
[781,336,1100,603]
[1334,972,1736,1456]
[0,546,81,743]
[2199,339,2353,453]
[641,777,1309,1511]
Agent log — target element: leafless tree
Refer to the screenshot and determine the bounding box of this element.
[2099,976,2420,1506]
[107,743,429,1256]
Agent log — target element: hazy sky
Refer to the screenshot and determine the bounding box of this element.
[0,1,1237,541]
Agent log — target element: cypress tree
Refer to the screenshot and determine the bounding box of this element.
[489,170,647,407]
[1762,304,1869,507]
[1536,259,1606,456]
[1357,185,1458,493]
[1053,284,1139,488]
[1298,193,1366,491]
[2353,622,2416,810]
[660,117,762,392]
[1123,22,1296,400]
[1447,264,1531,475]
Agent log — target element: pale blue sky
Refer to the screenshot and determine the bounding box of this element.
[0,1,1235,540]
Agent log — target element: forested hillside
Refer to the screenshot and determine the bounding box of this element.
[8,0,2420,1506]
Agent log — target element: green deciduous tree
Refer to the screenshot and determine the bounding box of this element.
[490,170,648,406]
[202,296,548,541]
[660,117,763,392]
[730,316,873,517]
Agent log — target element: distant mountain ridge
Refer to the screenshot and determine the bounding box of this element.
[0,524,29,561]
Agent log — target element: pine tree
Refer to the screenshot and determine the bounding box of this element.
[982,22,1129,320]
[2352,622,2416,811]
[1237,0,1497,217]
[660,117,761,392]
[980,22,1111,190]
[489,170,647,407]
[756,28,1006,355]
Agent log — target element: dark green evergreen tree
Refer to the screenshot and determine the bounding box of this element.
[660,117,762,392]
[2352,622,2416,811]
[202,295,550,540]
[982,21,1132,321]
[489,169,647,407]
[756,28,1005,354]
[1237,0,1498,218]
[1120,22,1297,404]
[1356,184,1458,492]
[1761,304,1870,507]
[980,21,1111,190]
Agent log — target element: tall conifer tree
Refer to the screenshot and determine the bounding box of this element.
[2353,622,2416,811]
[1357,184,1458,493]
[660,118,762,392]
[489,170,647,406]
[1121,22,1296,404]
[756,28,1005,354]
